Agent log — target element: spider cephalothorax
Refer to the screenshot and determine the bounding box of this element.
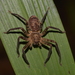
[4,7,64,66]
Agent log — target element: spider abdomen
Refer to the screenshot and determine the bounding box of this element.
[28,15,41,32]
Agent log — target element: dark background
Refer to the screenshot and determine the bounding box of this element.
[0,0,75,75]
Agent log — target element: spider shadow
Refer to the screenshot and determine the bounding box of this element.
[43,30,64,37]
[47,30,64,33]
[42,43,56,51]
[5,31,27,37]
[18,41,30,54]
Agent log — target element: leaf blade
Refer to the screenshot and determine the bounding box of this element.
[0,0,75,75]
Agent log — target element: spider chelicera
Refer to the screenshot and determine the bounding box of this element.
[4,7,64,67]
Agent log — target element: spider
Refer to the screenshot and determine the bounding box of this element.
[4,7,64,66]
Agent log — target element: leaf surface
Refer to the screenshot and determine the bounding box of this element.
[0,0,75,75]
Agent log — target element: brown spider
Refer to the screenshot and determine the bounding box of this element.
[4,7,64,66]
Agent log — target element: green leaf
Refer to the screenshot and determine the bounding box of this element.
[0,0,75,75]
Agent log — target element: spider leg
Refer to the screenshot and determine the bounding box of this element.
[41,38,61,65]
[44,44,52,65]
[53,41,61,65]
[22,43,30,66]
[41,41,52,65]
[4,27,28,36]
[9,11,28,25]
[41,7,50,27]
[41,26,65,36]
[17,36,28,57]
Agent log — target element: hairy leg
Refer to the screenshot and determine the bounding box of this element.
[9,11,28,25]
[44,44,52,65]
[41,26,65,36]
[4,27,28,36]
[22,43,30,66]
[41,7,50,27]
[41,41,52,65]
[17,36,28,57]
[41,38,61,65]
